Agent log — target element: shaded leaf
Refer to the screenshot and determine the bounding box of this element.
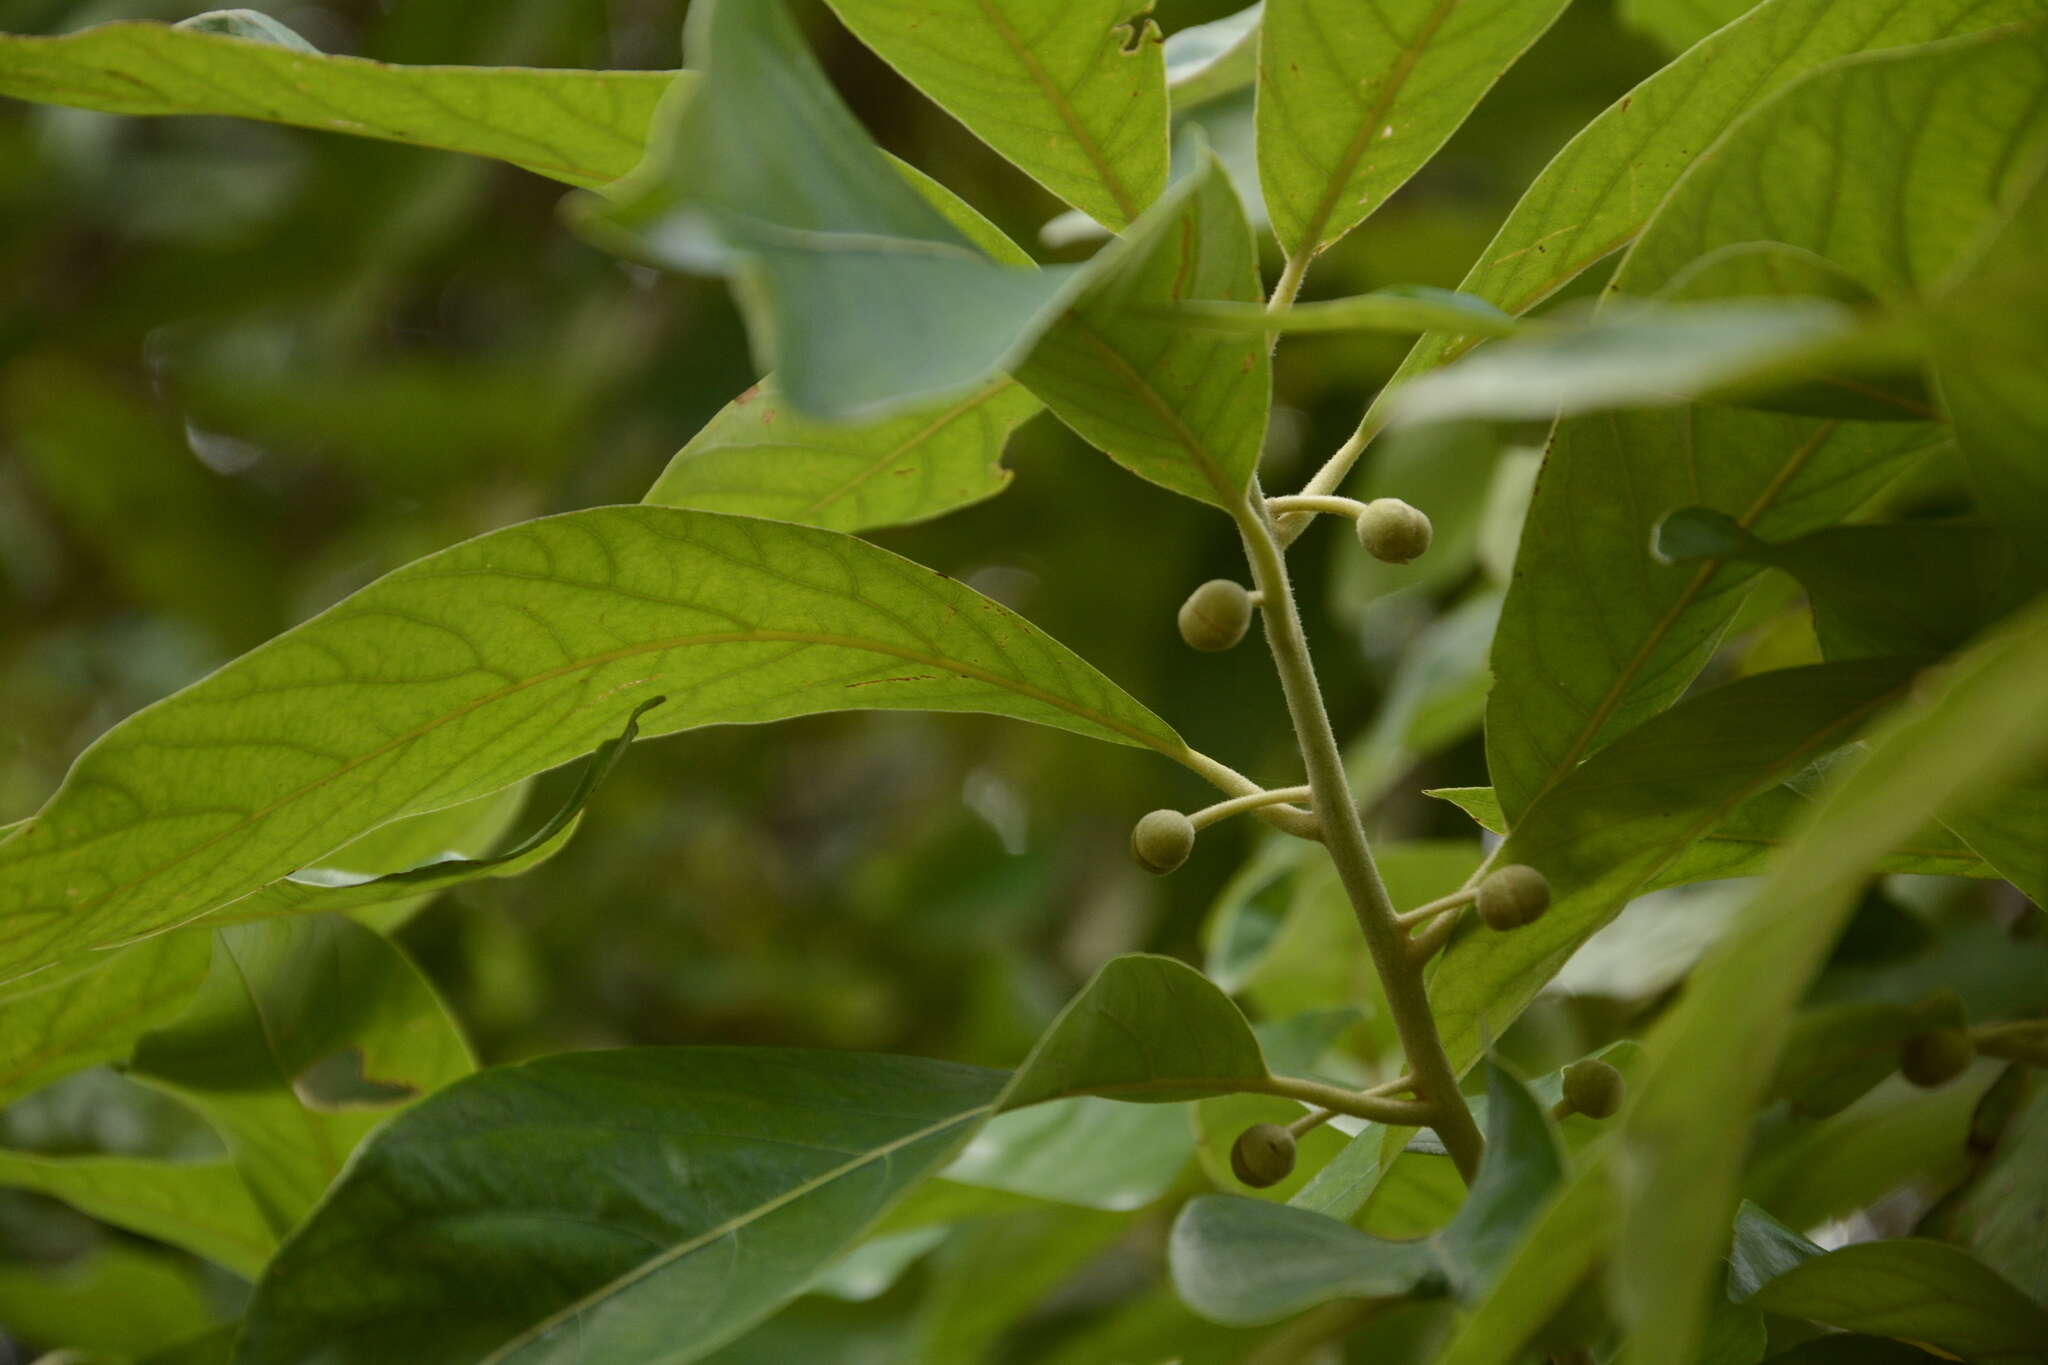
[1429,1161,1615,1365]
[0,1242,218,1359]
[940,1096,1194,1211]
[911,1205,1127,1364]
[0,932,211,1107]
[0,1150,273,1278]
[1018,146,1270,509]
[1173,287,1516,337]
[1165,4,1263,108]
[1726,1201,1822,1301]
[1945,1083,2048,1302]
[1616,0,1752,55]
[1769,994,1967,1118]
[0,506,1179,983]
[0,18,675,188]
[826,0,1169,231]
[1748,1241,2048,1365]
[1256,0,1570,257]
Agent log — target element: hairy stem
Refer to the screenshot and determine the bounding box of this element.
[1255,1075,1434,1126]
[1233,494,1484,1181]
[1176,746,1325,840]
[1268,250,1313,314]
[1276,399,1391,548]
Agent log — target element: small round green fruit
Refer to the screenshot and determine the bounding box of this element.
[1230,1123,1298,1188]
[1561,1058,1625,1119]
[1476,864,1551,931]
[1178,579,1254,652]
[1131,809,1196,875]
[1899,1028,1975,1088]
[1356,498,1433,565]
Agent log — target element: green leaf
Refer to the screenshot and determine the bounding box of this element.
[1726,1201,1823,1301]
[1616,0,1753,55]
[910,1205,1127,1364]
[825,0,1168,232]
[1654,512,2020,662]
[1769,995,1967,1118]
[1612,600,2048,1363]
[1388,300,1887,426]
[0,1243,218,1360]
[1429,1162,1614,1365]
[0,931,210,1106]
[1434,659,1919,1072]
[1165,4,1263,108]
[211,698,657,928]
[583,0,1081,421]
[1002,954,1267,1107]
[643,376,1042,533]
[129,915,474,1234]
[0,19,676,188]
[1173,287,1517,338]
[939,1096,1194,1211]
[1747,1241,2048,1365]
[0,1151,274,1278]
[1256,0,1570,257]
[235,1050,1011,1365]
[1945,770,2048,909]
[0,505,1179,983]
[1945,1083,2048,1302]
[1017,145,1270,509]
[1426,787,1503,834]
[1386,0,2042,389]
[1169,1062,1560,1325]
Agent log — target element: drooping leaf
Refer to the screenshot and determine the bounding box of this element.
[1173,287,1516,338]
[1001,954,1268,1108]
[583,0,1082,421]
[1746,1241,2048,1365]
[0,506,1179,983]
[825,0,1169,232]
[1164,3,1263,108]
[128,914,473,1235]
[1017,145,1270,509]
[235,1050,1011,1365]
[1169,1063,1560,1325]
[1256,0,1570,258]
[0,931,211,1106]
[211,699,656,929]
[643,376,1042,533]
[0,1151,274,1278]
[1612,600,2048,1363]
[0,17,676,188]
[1434,659,1918,1071]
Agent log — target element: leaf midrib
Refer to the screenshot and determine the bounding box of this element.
[973,0,1141,223]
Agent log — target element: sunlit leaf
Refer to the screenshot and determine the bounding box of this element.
[1018,145,1270,509]
[1256,0,1569,257]
[0,931,210,1107]
[0,1150,274,1277]
[826,0,1169,231]
[1614,600,2048,1362]
[0,506,1179,983]
[0,17,676,188]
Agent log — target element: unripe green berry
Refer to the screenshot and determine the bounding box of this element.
[1561,1058,1625,1119]
[1131,809,1196,875]
[1900,1028,1975,1088]
[1230,1123,1297,1188]
[1356,498,1433,565]
[1476,864,1551,931]
[1178,579,1254,652]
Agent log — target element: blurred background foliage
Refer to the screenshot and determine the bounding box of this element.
[8,3,2035,1361]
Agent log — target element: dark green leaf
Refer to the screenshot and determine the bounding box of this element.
[1018,146,1270,509]
[1769,995,1967,1118]
[0,19,675,187]
[1945,1083,2048,1302]
[0,1243,217,1359]
[939,1096,1194,1211]
[826,0,1169,231]
[1749,1241,2048,1365]
[0,506,1179,983]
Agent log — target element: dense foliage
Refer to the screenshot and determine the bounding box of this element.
[1,1,2044,1362]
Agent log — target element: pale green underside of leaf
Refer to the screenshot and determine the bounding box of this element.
[0,1151,274,1279]
[1164,3,1263,108]
[1256,0,1570,257]
[0,506,1178,985]
[1614,601,2048,1364]
[0,21,678,188]
[826,0,1170,231]
[1381,0,2042,392]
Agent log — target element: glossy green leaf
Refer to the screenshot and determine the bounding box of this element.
[1173,287,1516,338]
[1002,954,1267,1107]
[1256,0,1570,257]
[1017,146,1270,509]
[0,1242,218,1360]
[825,0,1168,231]
[212,698,655,928]
[129,914,474,1234]
[1435,659,1918,1071]
[1170,1063,1560,1325]
[1165,4,1263,108]
[584,0,1082,421]
[0,931,211,1106]
[1613,601,2048,1364]
[1748,1241,2048,1365]
[1389,300,1879,426]
[0,18,676,188]
[0,506,1179,983]
[0,1151,273,1277]
[1386,0,2041,391]
[643,376,1042,533]
[236,1050,1010,1365]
